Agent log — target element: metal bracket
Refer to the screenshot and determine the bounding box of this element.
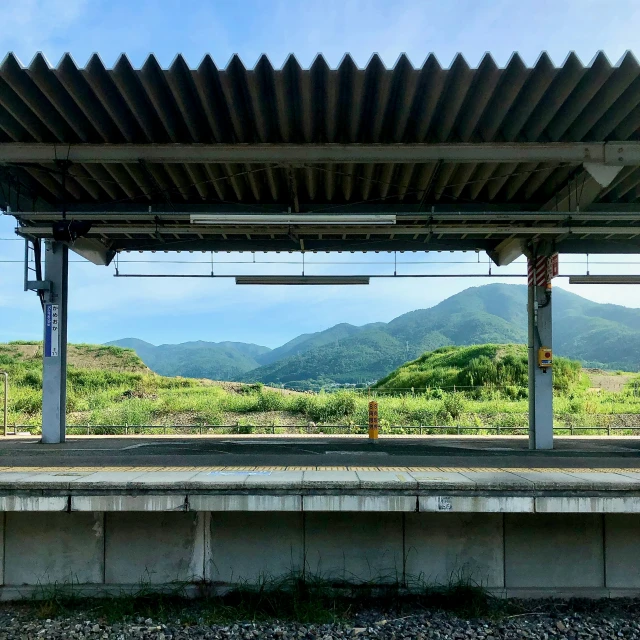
[603,142,640,166]
[583,162,623,187]
[26,280,51,291]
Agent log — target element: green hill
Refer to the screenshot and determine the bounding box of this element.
[256,323,380,366]
[239,328,407,390]
[373,344,584,394]
[240,285,640,389]
[1,342,149,373]
[106,339,271,381]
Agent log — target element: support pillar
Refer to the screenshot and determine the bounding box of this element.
[528,272,553,450]
[41,241,68,444]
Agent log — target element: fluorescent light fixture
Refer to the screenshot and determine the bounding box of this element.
[569,275,640,285]
[191,214,396,225]
[235,276,370,285]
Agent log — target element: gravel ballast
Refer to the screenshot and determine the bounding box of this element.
[1,600,640,640]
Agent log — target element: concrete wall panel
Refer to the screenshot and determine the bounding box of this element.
[73,495,186,511]
[191,495,301,511]
[4,512,103,585]
[0,513,4,585]
[209,512,303,583]
[0,497,67,511]
[105,512,204,584]
[536,497,640,513]
[305,513,403,583]
[304,495,415,511]
[1,509,637,594]
[505,514,604,588]
[605,515,640,588]
[405,513,504,587]
[420,496,533,513]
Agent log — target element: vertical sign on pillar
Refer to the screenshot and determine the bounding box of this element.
[550,253,559,279]
[44,304,59,358]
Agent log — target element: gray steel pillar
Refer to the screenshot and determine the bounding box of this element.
[42,241,68,444]
[528,278,553,450]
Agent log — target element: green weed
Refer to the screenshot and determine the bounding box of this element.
[28,573,517,624]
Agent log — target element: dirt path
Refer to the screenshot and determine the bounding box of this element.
[585,368,635,392]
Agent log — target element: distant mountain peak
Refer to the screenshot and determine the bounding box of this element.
[107,284,640,389]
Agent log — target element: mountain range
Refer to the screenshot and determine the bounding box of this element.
[107,284,640,390]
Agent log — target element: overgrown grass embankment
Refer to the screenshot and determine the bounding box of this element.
[2,342,640,435]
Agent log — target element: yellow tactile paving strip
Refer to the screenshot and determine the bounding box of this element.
[0,466,639,473]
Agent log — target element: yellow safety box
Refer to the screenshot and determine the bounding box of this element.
[538,347,553,368]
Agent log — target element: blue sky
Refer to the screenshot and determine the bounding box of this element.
[1,0,640,348]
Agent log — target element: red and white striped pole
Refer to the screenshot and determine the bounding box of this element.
[527,252,557,450]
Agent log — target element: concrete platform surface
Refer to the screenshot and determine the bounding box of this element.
[0,464,638,513]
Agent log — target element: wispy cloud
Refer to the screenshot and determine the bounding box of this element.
[0,0,88,65]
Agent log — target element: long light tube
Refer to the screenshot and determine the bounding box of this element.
[190,214,396,225]
[235,276,370,285]
[569,275,640,284]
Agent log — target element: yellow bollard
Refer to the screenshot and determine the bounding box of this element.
[368,401,379,441]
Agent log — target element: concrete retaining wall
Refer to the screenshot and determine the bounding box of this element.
[1,511,640,598]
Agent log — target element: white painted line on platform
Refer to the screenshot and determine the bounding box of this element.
[209,471,272,476]
[121,442,195,450]
[355,471,418,488]
[410,472,477,488]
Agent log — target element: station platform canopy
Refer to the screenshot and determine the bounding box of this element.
[2,51,640,264]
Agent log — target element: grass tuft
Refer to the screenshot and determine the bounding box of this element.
[29,574,517,624]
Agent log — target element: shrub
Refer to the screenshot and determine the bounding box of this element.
[493,413,528,431]
[256,390,285,412]
[504,385,527,400]
[239,383,264,394]
[326,391,358,419]
[10,388,42,414]
[289,394,315,416]
[406,408,436,425]
[567,397,586,413]
[442,392,465,419]
[299,391,358,423]
[21,370,42,388]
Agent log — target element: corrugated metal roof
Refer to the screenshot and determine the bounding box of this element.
[2,51,640,210]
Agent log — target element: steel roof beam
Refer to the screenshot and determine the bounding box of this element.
[13,210,640,222]
[17,224,640,237]
[2,142,640,165]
